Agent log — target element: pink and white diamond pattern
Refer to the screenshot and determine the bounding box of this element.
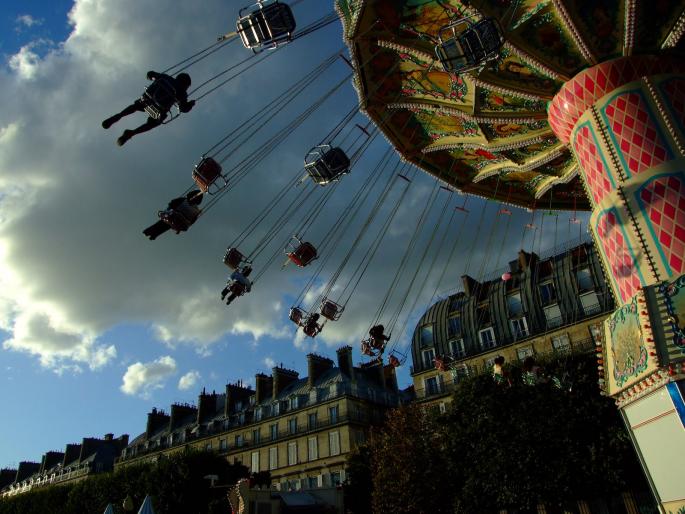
[549,56,685,143]
[603,92,671,176]
[660,78,685,133]
[638,175,685,275]
[573,125,613,205]
[596,210,642,303]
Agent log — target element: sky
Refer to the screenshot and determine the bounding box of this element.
[0,0,590,469]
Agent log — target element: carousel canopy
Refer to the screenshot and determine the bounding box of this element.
[336,0,685,210]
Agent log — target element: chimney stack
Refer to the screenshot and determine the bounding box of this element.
[336,346,355,381]
[254,373,273,404]
[169,404,198,432]
[146,408,170,438]
[307,354,334,387]
[40,451,64,473]
[272,366,299,398]
[62,444,82,466]
[197,389,220,423]
[225,381,254,416]
[15,462,40,482]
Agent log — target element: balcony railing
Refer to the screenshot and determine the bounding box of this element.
[414,337,596,400]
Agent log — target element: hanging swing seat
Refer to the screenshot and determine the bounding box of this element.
[223,247,250,269]
[141,76,178,120]
[435,17,504,74]
[388,350,407,368]
[285,239,318,267]
[229,281,249,297]
[236,1,296,51]
[158,202,201,233]
[193,157,228,194]
[288,306,306,326]
[360,339,379,357]
[304,145,351,186]
[320,299,344,321]
[302,314,322,337]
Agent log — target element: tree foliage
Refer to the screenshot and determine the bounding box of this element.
[0,450,249,514]
[346,353,648,514]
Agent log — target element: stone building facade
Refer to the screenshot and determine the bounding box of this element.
[410,240,615,408]
[115,347,399,491]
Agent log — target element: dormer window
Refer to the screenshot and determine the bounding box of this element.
[420,324,434,347]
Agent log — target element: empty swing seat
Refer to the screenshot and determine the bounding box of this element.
[288,307,304,325]
[193,157,227,194]
[287,241,318,267]
[223,247,246,269]
[237,1,296,51]
[304,146,351,186]
[142,76,177,120]
[320,299,343,321]
[435,17,504,73]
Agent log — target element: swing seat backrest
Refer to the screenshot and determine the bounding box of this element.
[360,340,374,356]
[303,323,318,337]
[288,242,317,267]
[320,300,342,321]
[223,248,245,269]
[288,307,304,325]
[237,1,296,50]
[388,355,400,368]
[435,17,503,73]
[230,281,246,296]
[305,147,350,185]
[142,76,177,120]
[193,157,226,194]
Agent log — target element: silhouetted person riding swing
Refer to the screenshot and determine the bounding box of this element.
[102,71,195,146]
[143,190,203,240]
[221,265,253,305]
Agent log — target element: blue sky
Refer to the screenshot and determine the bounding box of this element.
[0,0,589,469]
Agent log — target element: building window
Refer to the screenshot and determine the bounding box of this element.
[288,418,297,434]
[307,437,318,461]
[308,412,318,429]
[507,293,524,317]
[308,476,318,489]
[422,348,435,368]
[544,304,562,328]
[511,317,529,339]
[252,429,260,444]
[235,435,244,447]
[205,442,213,451]
[329,431,340,456]
[479,327,496,350]
[425,376,441,396]
[420,324,434,347]
[439,402,446,414]
[576,267,594,292]
[476,304,491,326]
[448,338,465,358]
[447,315,462,338]
[288,442,297,466]
[269,447,278,470]
[220,439,227,451]
[270,423,278,441]
[329,405,339,424]
[331,471,342,486]
[552,334,571,353]
[449,294,466,312]
[516,347,534,360]
[539,281,557,306]
[251,451,260,473]
[451,364,470,383]
[579,291,601,316]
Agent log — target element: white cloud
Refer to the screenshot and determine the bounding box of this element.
[121,356,177,397]
[0,0,581,378]
[178,370,200,391]
[263,356,276,369]
[15,15,44,31]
